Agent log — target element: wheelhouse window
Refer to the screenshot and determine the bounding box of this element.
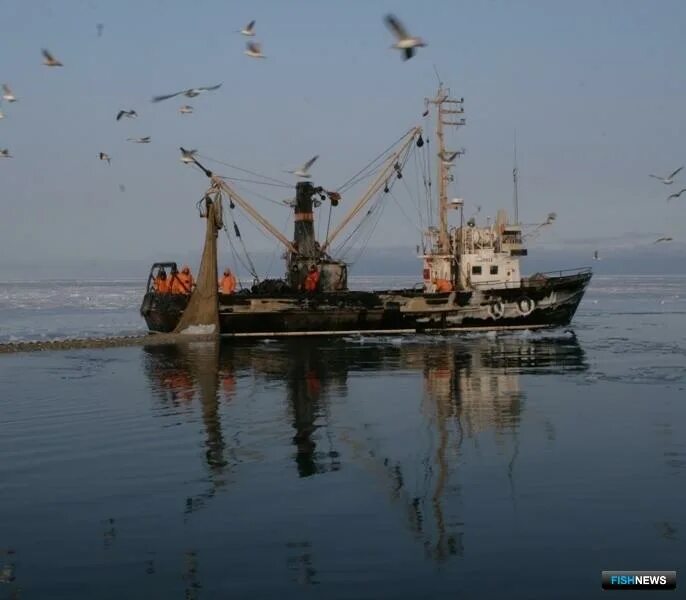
[472,266,482,275]
[490,265,498,275]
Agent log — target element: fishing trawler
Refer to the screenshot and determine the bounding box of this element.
[140,85,591,336]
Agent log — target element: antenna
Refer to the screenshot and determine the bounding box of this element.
[432,64,443,87]
[513,130,519,224]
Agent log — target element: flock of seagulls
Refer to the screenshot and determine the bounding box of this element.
[0,13,425,165]
[648,164,683,243]
[596,163,683,258]
[2,12,681,262]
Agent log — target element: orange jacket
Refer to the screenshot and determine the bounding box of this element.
[220,273,237,294]
[154,276,170,293]
[435,278,453,293]
[304,269,320,292]
[172,272,193,294]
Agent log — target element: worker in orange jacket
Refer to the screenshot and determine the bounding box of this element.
[154,269,170,293]
[303,264,320,293]
[172,265,194,294]
[219,268,237,294]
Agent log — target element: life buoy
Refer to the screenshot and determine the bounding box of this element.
[517,297,535,316]
[488,301,505,319]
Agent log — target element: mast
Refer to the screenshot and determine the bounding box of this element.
[513,130,519,224]
[426,86,465,253]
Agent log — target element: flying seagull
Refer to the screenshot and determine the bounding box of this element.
[99,152,111,164]
[239,20,256,36]
[384,14,427,61]
[285,155,318,178]
[180,147,198,164]
[654,236,673,244]
[1,149,13,158]
[667,188,686,201]
[649,166,683,185]
[152,84,222,103]
[440,150,460,163]
[179,105,193,115]
[244,41,266,59]
[2,84,17,102]
[127,136,151,143]
[42,48,63,67]
[116,109,137,121]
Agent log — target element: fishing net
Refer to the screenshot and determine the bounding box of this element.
[174,192,223,335]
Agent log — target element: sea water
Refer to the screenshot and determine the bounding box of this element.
[0,275,684,598]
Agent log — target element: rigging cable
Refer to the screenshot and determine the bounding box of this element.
[221,196,260,282]
[346,192,388,267]
[336,128,416,193]
[198,153,292,187]
[215,174,292,190]
[264,209,293,279]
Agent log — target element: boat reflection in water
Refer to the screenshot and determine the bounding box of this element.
[143,333,587,563]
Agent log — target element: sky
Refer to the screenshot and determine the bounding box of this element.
[1,0,685,274]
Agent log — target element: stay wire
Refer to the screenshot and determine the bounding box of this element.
[198,153,292,187]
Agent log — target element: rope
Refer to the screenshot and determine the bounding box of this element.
[198,153,292,187]
[221,197,259,282]
[388,188,424,235]
[216,174,292,190]
[228,180,291,207]
[264,210,292,278]
[346,194,388,266]
[336,128,416,193]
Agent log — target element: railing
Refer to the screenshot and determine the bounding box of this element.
[471,267,592,290]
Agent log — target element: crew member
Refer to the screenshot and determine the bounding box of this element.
[154,269,170,293]
[219,268,237,294]
[303,264,320,293]
[434,277,453,293]
[172,265,194,294]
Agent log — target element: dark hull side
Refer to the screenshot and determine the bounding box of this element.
[140,271,592,337]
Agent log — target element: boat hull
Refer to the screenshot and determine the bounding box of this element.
[140,270,591,337]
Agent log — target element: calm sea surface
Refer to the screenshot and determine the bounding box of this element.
[1,275,685,598]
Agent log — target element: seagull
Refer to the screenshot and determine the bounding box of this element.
[42,48,63,67]
[179,105,193,115]
[667,188,686,201]
[239,20,256,36]
[99,152,111,164]
[384,14,427,61]
[152,84,222,103]
[654,236,673,244]
[2,84,17,102]
[116,109,137,121]
[180,147,197,164]
[127,136,151,143]
[285,155,318,178]
[440,150,460,163]
[1,149,13,158]
[244,41,266,59]
[649,166,683,185]
[0,108,4,119]
[593,250,600,261]
[96,23,104,37]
